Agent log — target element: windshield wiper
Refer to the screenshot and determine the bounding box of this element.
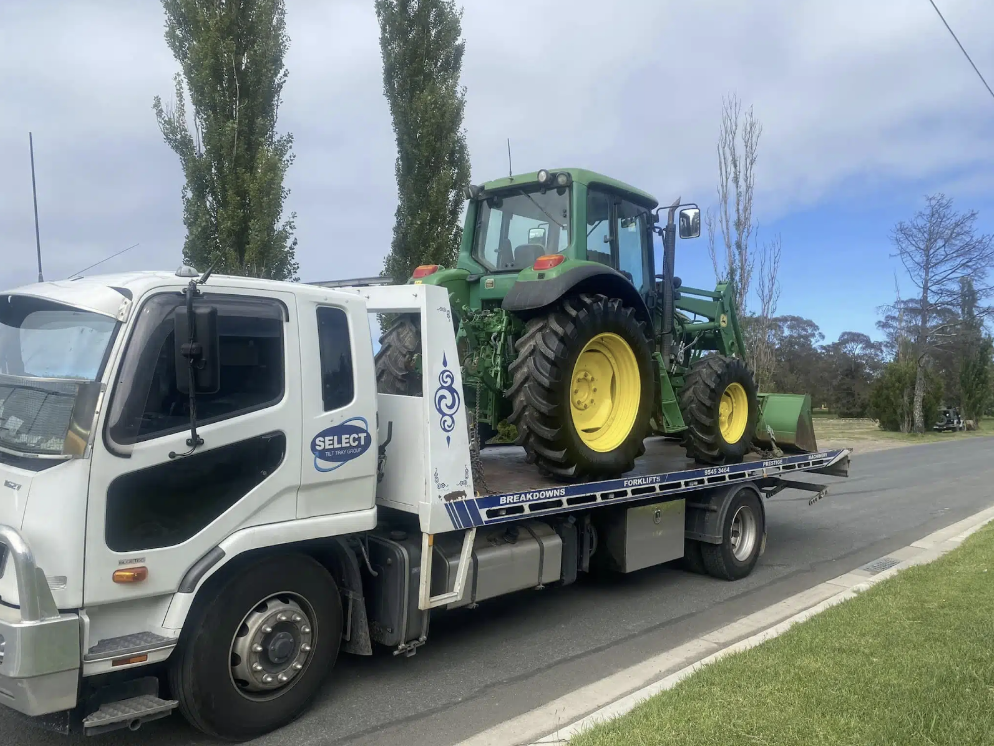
[517,190,567,230]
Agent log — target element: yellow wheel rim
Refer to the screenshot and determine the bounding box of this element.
[569,333,641,452]
[719,382,749,443]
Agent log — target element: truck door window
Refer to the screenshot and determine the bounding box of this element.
[106,294,285,449]
[316,307,354,411]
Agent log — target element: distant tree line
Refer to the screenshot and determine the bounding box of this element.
[739,195,994,432]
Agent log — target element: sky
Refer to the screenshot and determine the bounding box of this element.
[2,0,994,344]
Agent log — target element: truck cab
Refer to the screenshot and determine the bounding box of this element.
[0,270,378,734]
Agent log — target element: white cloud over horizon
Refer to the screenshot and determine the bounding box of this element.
[2,0,993,302]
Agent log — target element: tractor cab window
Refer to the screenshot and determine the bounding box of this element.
[472,188,570,272]
[616,200,650,293]
[585,188,651,294]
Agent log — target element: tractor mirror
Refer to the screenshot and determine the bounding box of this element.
[679,207,701,239]
[528,227,547,246]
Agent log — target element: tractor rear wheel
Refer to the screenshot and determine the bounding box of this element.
[680,355,759,465]
[375,316,422,396]
[508,294,653,480]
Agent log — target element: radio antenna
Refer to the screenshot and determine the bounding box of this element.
[507,138,512,178]
[29,133,44,282]
[67,243,140,279]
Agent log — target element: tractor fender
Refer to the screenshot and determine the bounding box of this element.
[684,482,766,547]
[501,264,652,326]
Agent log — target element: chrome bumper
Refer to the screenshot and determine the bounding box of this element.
[0,525,80,717]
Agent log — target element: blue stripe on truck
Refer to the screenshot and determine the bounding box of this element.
[458,449,846,530]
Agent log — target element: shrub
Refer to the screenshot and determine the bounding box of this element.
[869,360,943,432]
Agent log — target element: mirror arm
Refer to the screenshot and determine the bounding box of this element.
[169,278,205,460]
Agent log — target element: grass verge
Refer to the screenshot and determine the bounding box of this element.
[572,522,994,746]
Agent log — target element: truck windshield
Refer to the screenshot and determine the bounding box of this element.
[0,296,116,457]
[472,187,570,272]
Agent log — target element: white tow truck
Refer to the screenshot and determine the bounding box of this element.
[0,269,849,739]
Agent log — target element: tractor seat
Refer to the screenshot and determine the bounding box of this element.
[513,243,544,269]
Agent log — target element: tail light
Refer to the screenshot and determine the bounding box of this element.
[413,265,441,279]
[533,255,566,271]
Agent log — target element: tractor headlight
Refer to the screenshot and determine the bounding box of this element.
[537,169,550,185]
[556,172,570,187]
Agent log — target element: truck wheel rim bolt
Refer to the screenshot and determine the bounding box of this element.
[230,594,315,697]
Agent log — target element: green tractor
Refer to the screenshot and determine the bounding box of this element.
[375,168,817,480]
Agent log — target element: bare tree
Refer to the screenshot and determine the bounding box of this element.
[711,94,762,313]
[750,233,782,389]
[891,194,994,432]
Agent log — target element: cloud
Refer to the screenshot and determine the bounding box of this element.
[1,0,992,294]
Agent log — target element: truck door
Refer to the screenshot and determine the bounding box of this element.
[296,293,377,518]
[84,289,302,605]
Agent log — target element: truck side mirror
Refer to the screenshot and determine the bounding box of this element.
[679,207,701,239]
[174,305,220,394]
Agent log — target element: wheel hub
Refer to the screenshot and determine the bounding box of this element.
[718,382,749,443]
[569,333,641,453]
[729,505,758,561]
[230,595,314,695]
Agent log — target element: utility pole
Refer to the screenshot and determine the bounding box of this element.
[29,133,44,282]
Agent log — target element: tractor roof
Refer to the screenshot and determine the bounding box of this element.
[481,168,659,209]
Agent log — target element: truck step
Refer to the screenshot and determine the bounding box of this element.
[82,695,178,736]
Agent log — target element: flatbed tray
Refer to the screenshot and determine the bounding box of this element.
[439,438,849,530]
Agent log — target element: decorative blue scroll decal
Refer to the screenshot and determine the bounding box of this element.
[434,353,461,446]
[311,417,372,472]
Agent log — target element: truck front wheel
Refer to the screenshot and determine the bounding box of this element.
[169,554,343,740]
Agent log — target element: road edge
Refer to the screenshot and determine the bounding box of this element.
[454,502,994,746]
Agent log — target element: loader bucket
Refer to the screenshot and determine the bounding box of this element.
[754,393,818,453]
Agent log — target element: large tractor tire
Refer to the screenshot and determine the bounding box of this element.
[508,293,654,480]
[680,355,759,465]
[375,316,422,396]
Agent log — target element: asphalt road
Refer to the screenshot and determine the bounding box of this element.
[7,438,994,746]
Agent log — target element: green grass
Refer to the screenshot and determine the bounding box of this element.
[814,416,994,446]
[572,523,994,746]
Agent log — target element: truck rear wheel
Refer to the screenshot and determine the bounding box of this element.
[169,554,343,740]
[680,355,759,465]
[701,488,765,580]
[508,293,653,480]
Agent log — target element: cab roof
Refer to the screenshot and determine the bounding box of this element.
[480,168,659,209]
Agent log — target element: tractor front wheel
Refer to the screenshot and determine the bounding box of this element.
[680,356,759,465]
[508,294,654,480]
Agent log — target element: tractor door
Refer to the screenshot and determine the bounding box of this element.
[585,188,654,306]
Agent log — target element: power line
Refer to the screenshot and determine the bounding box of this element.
[926,0,994,104]
[67,243,140,279]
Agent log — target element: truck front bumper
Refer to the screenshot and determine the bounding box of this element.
[0,525,80,717]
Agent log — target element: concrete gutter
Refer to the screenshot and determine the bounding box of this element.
[456,502,994,746]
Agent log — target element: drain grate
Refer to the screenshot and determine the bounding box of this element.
[860,557,901,575]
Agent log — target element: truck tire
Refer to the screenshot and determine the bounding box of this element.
[168,554,343,740]
[375,316,423,396]
[701,488,765,580]
[681,539,707,575]
[680,355,758,465]
[508,293,654,480]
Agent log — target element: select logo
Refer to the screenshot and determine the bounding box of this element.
[3,480,21,492]
[311,417,372,472]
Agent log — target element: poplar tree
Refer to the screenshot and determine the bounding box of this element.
[153,0,299,280]
[376,0,471,282]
